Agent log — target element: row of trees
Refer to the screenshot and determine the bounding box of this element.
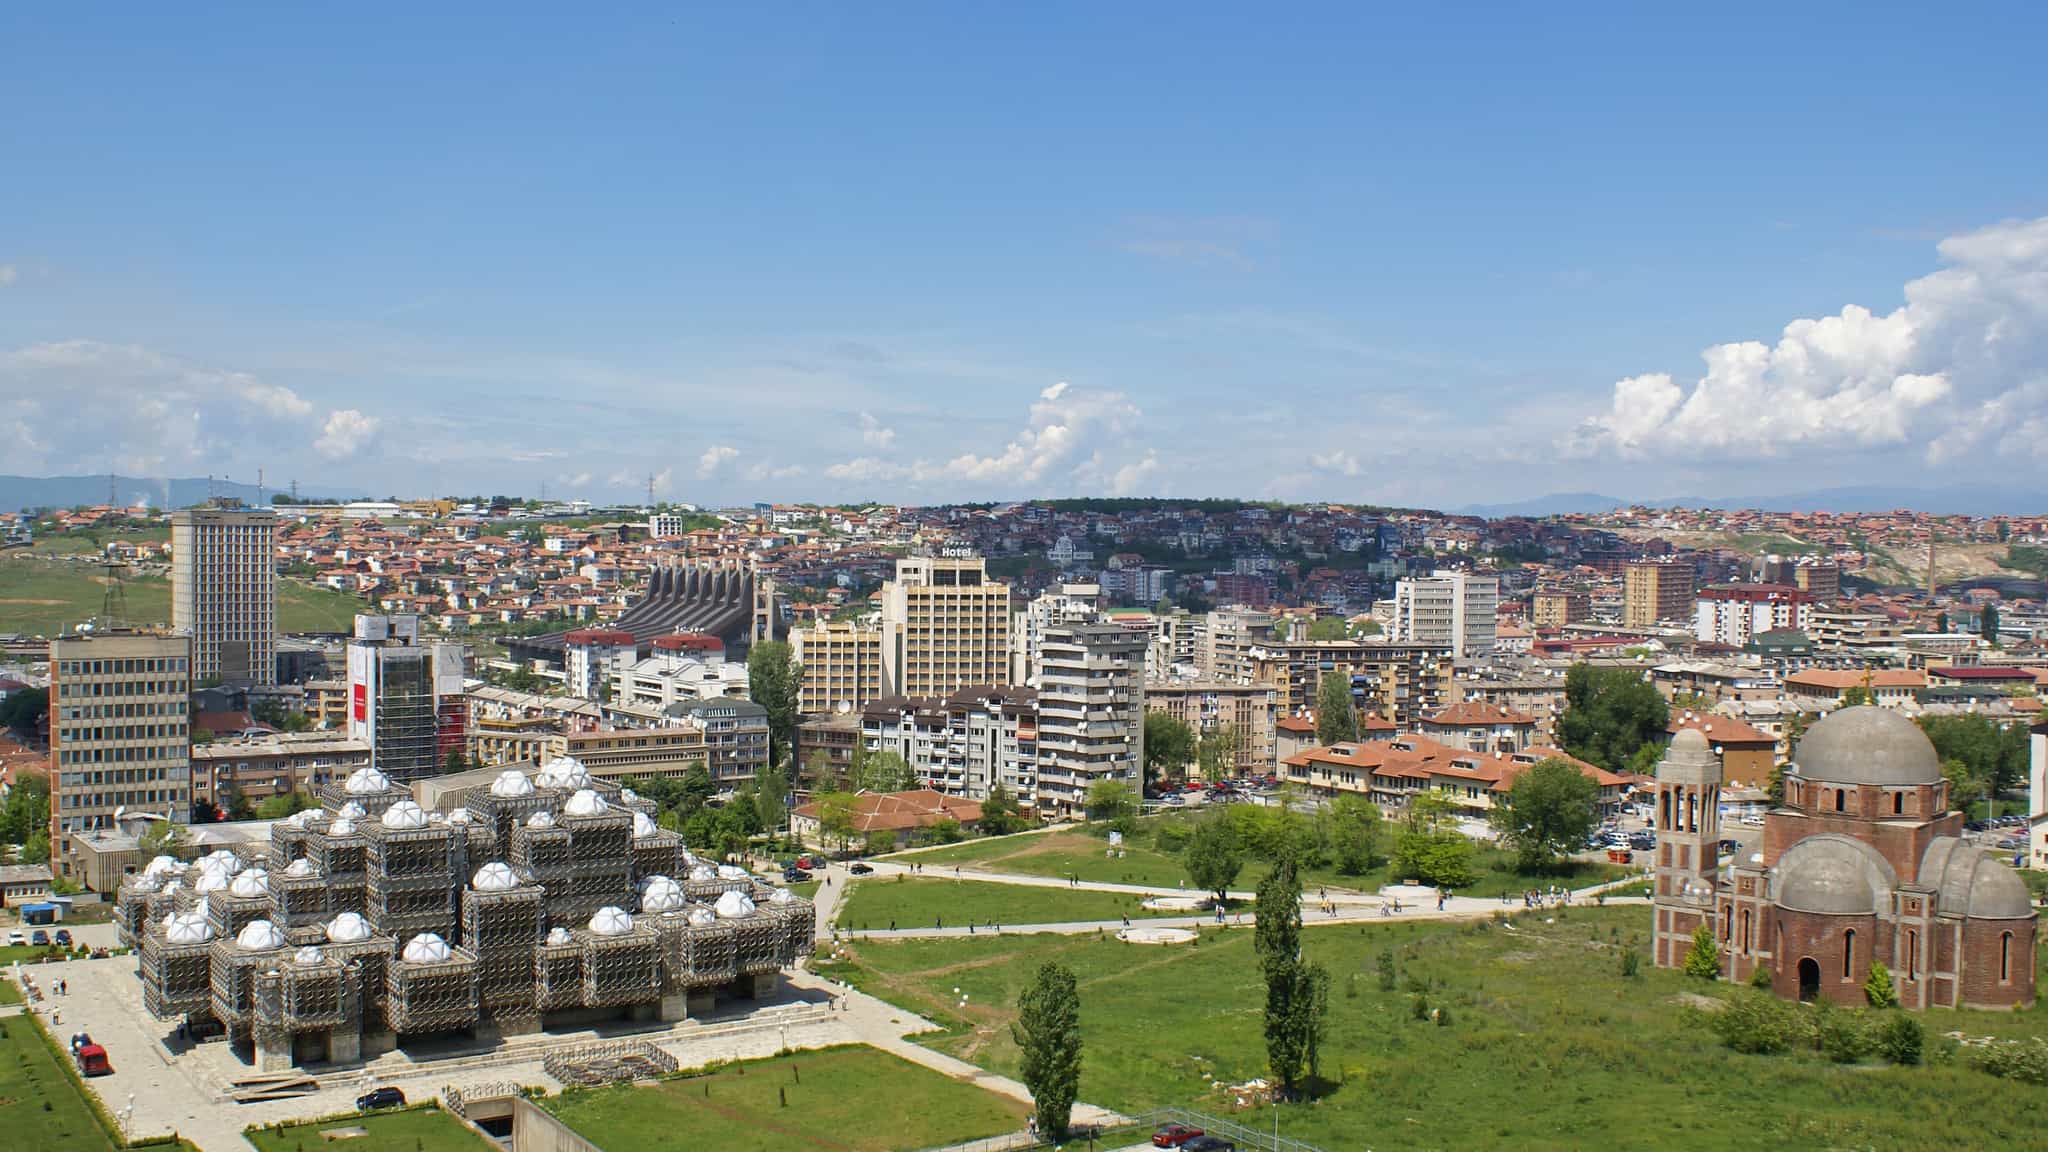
[1141,712,1247,788]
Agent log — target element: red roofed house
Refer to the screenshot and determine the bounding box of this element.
[1667,709,1778,789]
[1283,735,1633,818]
[790,788,983,852]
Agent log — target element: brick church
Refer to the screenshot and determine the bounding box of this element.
[1652,705,2036,1009]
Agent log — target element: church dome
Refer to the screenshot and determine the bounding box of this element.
[1792,705,1940,787]
[1773,834,1892,916]
[1922,836,2034,920]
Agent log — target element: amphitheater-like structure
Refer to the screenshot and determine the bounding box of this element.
[506,560,770,665]
[120,759,813,1071]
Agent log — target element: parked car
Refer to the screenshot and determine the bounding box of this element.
[30,930,50,947]
[783,867,813,883]
[75,1042,111,1077]
[5,929,23,947]
[356,1086,406,1111]
[69,1032,94,1053]
[1184,1136,1237,1152]
[848,862,873,875]
[53,929,72,947]
[1152,1122,1206,1146]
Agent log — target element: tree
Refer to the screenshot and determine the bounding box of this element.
[1920,714,2028,800]
[190,797,222,824]
[1014,961,1083,1141]
[1942,757,1987,815]
[855,750,915,794]
[1841,683,1875,707]
[20,827,50,865]
[1682,923,1721,981]
[1142,711,1196,786]
[802,749,838,792]
[139,818,186,858]
[753,761,791,833]
[220,780,255,822]
[1326,795,1382,875]
[1981,604,2001,646]
[0,686,48,735]
[814,791,858,852]
[1669,691,1714,713]
[980,784,1028,836]
[1304,616,1350,641]
[1196,724,1242,784]
[1556,664,1669,772]
[255,791,315,820]
[1864,959,1900,1008]
[1490,758,1599,873]
[444,748,469,775]
[1183,813,1244,904]
[1392,829,1475,888]
[679,764,717,817]
[0,768,50,845]
[1255,854,1328,1098]
[1085,778,1139,834]
[747,641,803,766]
[1403,790,1460,832]
[1314,672,1358,745]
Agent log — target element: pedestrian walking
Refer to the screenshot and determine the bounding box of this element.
[889,920,896,932]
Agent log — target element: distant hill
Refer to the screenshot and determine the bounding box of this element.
[1461,487,2048,519]
[0,474,365,514]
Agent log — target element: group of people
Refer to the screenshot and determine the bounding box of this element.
[1516,885,1570,909]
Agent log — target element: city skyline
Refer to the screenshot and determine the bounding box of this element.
[5,6,2047,508]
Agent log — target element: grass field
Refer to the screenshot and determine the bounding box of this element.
[887,822,1629,900]
[543,1045,1029,1152]
[0,554,364,637]
[0,1011,117,1152]
[832,905,2048,1152]
[834,876,1183,930]
[246,1106,492,1152]
[0,972,21,1004]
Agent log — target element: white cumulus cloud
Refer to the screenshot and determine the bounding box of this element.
[1311,450,1362,476]
[697,444,739,477]
[314,409,379,459]
[857,411,895,448]
[1571,215,2048,464]
[0,265,16,287]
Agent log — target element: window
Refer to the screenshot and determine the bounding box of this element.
[1907,930,1918,979]
[1843,929,1856,979]
[1834,789,1844,813]
[2002,932,2013,983]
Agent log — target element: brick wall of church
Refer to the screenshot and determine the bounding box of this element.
[1770,909,1881,1008]
[1958,918,2036,1010]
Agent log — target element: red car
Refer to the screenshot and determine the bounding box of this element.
[1153,1123,1206,1147]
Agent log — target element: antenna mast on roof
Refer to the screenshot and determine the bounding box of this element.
[107,470,117,509]
[647,472,656,511]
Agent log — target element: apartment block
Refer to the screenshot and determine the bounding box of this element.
[48,630,193,880]
[1144,681,1277,772]
[1693,584,1814,647]
[1624,559,1696,629]
[1392,570,1497,658]
[1248,639,1455,730]
[190,731,372,809]
[1530,588,1591,629]
[790,619,885,715]
[1011,583,1101,685]
[170,506,278,685]
[861,686,1038,803]
[1199,608,1275,684]
[880,556,1012,696]
[1034,624,1145,817]
[562,628,637,699]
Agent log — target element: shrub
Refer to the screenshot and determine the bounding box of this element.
[1863,960,1899,1008]
[1812,1004,1868,1064]
[1708,991,1803,1055]
[1410,992,1431,1021]
[1154,822,1192,854]
[1619,948,1641,979]
[1434,1004,1452,1027]
[1376,949,1397,992]
[1875,1013,1923,1066]
[1971,1036,2048,1085]
[1748,963,1774,990]
[1682,924,1721,981]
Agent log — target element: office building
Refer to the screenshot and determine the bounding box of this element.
[1392,570,1498,658]
[1011,583,1101,686]
[1034,624,1145,817]
[48,630,192,882]
[1624,559,1696,629]
[170,506,278,685]
[880,556,1012,697]
[789,619,885,715]
[345,614,467,783]
[611,652,751,710]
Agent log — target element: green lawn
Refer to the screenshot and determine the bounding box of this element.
[0,554,363,637]
[0,973,21,1004]
[836,905,2048,1152]
[835,876,1184,931]
[247,1106,492,1152]
[888,822,1629,900]
[0,1010,116,1151]
[543,1045,1029,1152]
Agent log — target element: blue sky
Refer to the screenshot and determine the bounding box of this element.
[4,4,2046,508]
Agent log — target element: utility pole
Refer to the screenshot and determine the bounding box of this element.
[646,472,657,511]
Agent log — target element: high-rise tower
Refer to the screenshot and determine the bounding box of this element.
[170,506,278,685]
